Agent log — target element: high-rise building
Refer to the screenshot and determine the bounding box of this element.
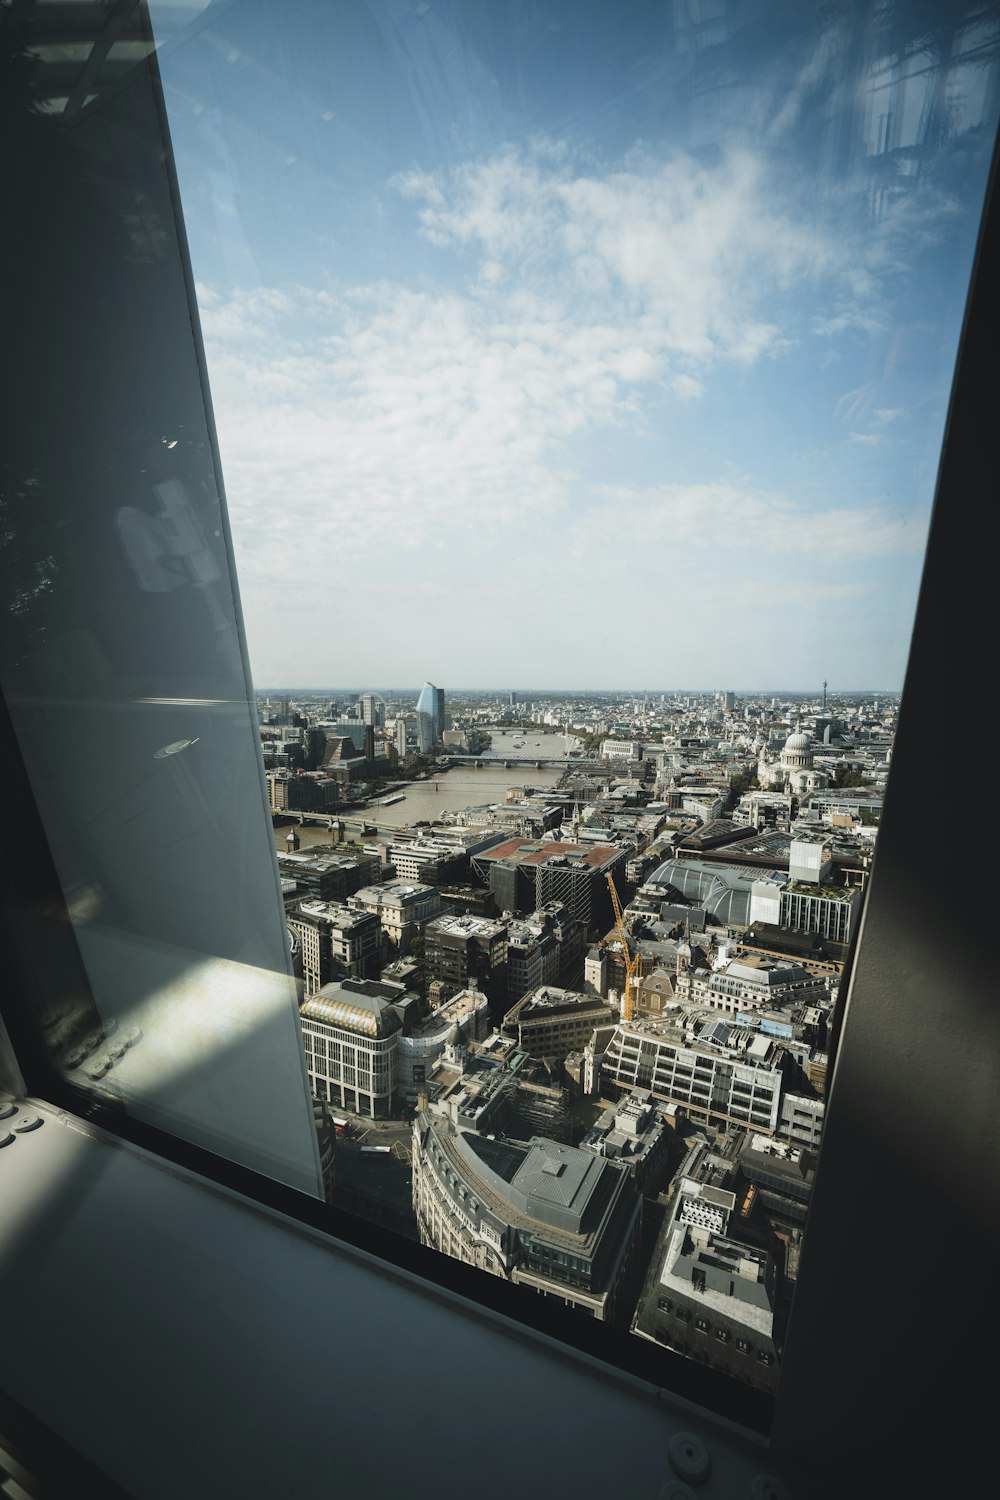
[416,681,439,753]
[358,693,384,727]
[434,686,446,739]
[395,718,407,757]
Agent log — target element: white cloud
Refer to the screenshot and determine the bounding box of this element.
[569,483,926,563]
[398,145,845,369]
[671,374,705,401]
[191,141,925,684]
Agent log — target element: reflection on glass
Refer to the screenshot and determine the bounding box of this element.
[1,1,323,1196]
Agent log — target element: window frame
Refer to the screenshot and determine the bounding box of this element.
[0,8,997,1484]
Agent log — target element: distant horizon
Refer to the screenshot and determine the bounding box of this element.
[253,685,902,699]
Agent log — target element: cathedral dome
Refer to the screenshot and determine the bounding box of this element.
[784,730,811,752]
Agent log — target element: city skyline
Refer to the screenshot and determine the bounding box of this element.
[152,0,998,692]
[254,683,898,698]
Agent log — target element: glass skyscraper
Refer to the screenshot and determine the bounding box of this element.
[415,681,442,753]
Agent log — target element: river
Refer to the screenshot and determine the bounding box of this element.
[274,728,581,850]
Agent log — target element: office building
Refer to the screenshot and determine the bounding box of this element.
[358,694,385,728]
[412,1118,642,1323]
[389,829,505,885]
[504,902,587,1002]
[780,884,859,945]
[287,901,383,996]
[633,1173,782,1393]
[299,979,406,1118]
[601,739,641,760]
[348,879,444,954]
[502,986,618,1064]
[673,956,829,1015]
[601,1015,786,1133]
[276,850,381,903]
[424,914,509,1008]
[329,719,368,752]
[416,681,441,753]
[471,839,627,932]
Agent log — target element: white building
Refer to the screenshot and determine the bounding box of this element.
[397,988,489,1096]
[299,980,403,1119]
[348,879,444,954]
[601,1016,786,1133]
[758,726,829,798]
[601,739,640,760]
[674,957,828,1015]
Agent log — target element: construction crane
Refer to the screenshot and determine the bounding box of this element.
[606,871,641,1023]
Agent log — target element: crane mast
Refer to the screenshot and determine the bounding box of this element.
[606,870,641,1023]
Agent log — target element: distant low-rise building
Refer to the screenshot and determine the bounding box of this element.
[601,739,640,760]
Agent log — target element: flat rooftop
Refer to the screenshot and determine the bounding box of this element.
[475,838,621,868]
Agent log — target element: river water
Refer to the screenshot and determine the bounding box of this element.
[274,728,580,851]
[374,728,577,828]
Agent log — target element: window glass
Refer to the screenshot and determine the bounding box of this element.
[1,0,324,1196]
[2,0,998,1398]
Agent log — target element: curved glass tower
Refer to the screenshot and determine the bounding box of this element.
[415,681,440,753]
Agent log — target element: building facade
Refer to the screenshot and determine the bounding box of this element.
[634,1175,782,1394]
[348,879,444,953]
[288,900,383,997]
[502,986,618,1064]
[412,1116,642,1322]
[299,980,404,1119]
[601,1017,786,1133]
[415,681,443,753]
[673,957,828,1016]
[424,913,509,1007]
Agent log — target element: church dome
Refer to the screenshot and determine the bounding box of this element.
[785,730,811,751]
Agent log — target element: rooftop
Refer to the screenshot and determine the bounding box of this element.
[427,914,507,938]
[475,838,622,870]
[301,979,404,1038]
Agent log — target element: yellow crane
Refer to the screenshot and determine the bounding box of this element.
[606,871,641,1023]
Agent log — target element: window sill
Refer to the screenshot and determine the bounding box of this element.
[0,1097,823,1500]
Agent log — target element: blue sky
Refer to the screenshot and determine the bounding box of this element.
[152,0,1000,690]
